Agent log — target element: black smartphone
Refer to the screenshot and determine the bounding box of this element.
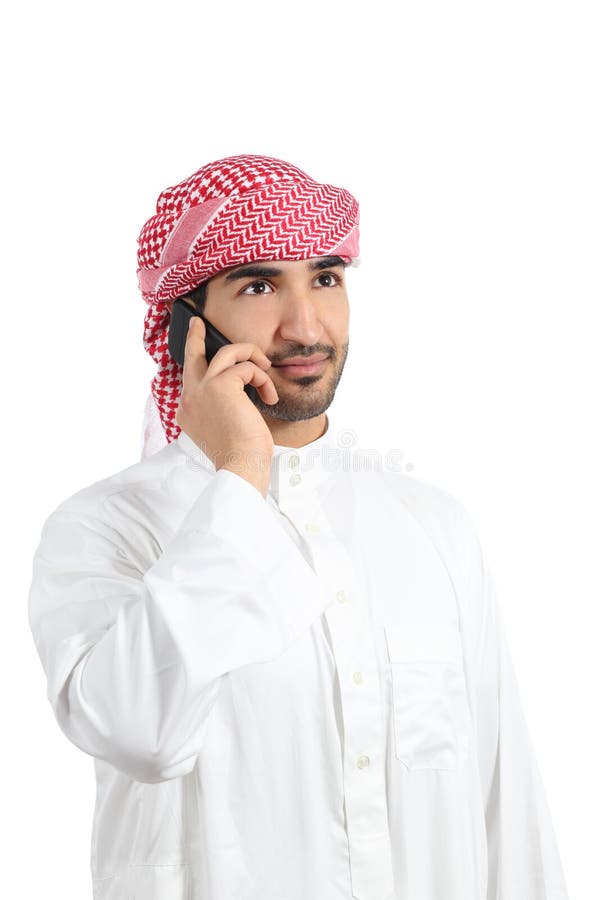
[168,297,259,403]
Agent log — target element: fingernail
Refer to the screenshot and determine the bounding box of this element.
[188,318,194,331]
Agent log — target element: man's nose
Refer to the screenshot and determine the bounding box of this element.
[277,288,324,345]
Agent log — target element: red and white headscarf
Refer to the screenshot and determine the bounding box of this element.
[137,153,360,458]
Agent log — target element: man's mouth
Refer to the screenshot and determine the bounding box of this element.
[273,355,329,376]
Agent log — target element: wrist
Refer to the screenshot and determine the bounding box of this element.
[217,464,271,499]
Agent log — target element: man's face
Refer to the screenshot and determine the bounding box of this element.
[169,256,350,423]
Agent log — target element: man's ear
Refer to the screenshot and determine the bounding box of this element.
[166,297,195,314]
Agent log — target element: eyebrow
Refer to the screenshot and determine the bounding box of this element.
[223,256,346,283]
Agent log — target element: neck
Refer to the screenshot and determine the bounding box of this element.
[263,412,329,449]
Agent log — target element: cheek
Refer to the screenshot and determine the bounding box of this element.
[232,310,274,347]
[329,294,349,326]
[329,309,349,342]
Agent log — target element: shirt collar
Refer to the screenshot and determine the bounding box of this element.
[176,413,340,503]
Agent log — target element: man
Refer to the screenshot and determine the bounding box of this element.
[28,154,569,900]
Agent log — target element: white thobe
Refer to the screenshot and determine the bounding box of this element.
[28,414,569,900]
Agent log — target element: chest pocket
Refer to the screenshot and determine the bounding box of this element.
[384,621,472,771]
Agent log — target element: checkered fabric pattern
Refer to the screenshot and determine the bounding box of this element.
[137,154,360,449]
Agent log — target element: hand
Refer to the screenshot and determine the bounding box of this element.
[175,316,279,498]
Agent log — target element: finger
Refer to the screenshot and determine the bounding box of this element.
[206,341,272,378]
[182,316,208,388]
[227,360,279,404]
[182,316,209,383]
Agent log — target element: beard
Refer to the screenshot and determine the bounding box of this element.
[251,341,349,422]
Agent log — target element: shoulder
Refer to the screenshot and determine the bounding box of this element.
[366,464,485,578]
[33,440,206,568]
[374,463,474,534]
[45,442,181,521]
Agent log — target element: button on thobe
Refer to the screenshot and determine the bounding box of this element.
[268,445,395,900]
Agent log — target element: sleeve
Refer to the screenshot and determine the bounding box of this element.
[28,468,335,784]
[463,513,570,899]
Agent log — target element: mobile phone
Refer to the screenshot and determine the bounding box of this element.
[168,297,259,403]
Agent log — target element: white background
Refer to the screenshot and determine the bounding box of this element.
[3,0,597,897]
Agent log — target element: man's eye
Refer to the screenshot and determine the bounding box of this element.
[241,280,273,295]
[315,272,341,287]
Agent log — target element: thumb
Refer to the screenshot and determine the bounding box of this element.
[183,314,209,381]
